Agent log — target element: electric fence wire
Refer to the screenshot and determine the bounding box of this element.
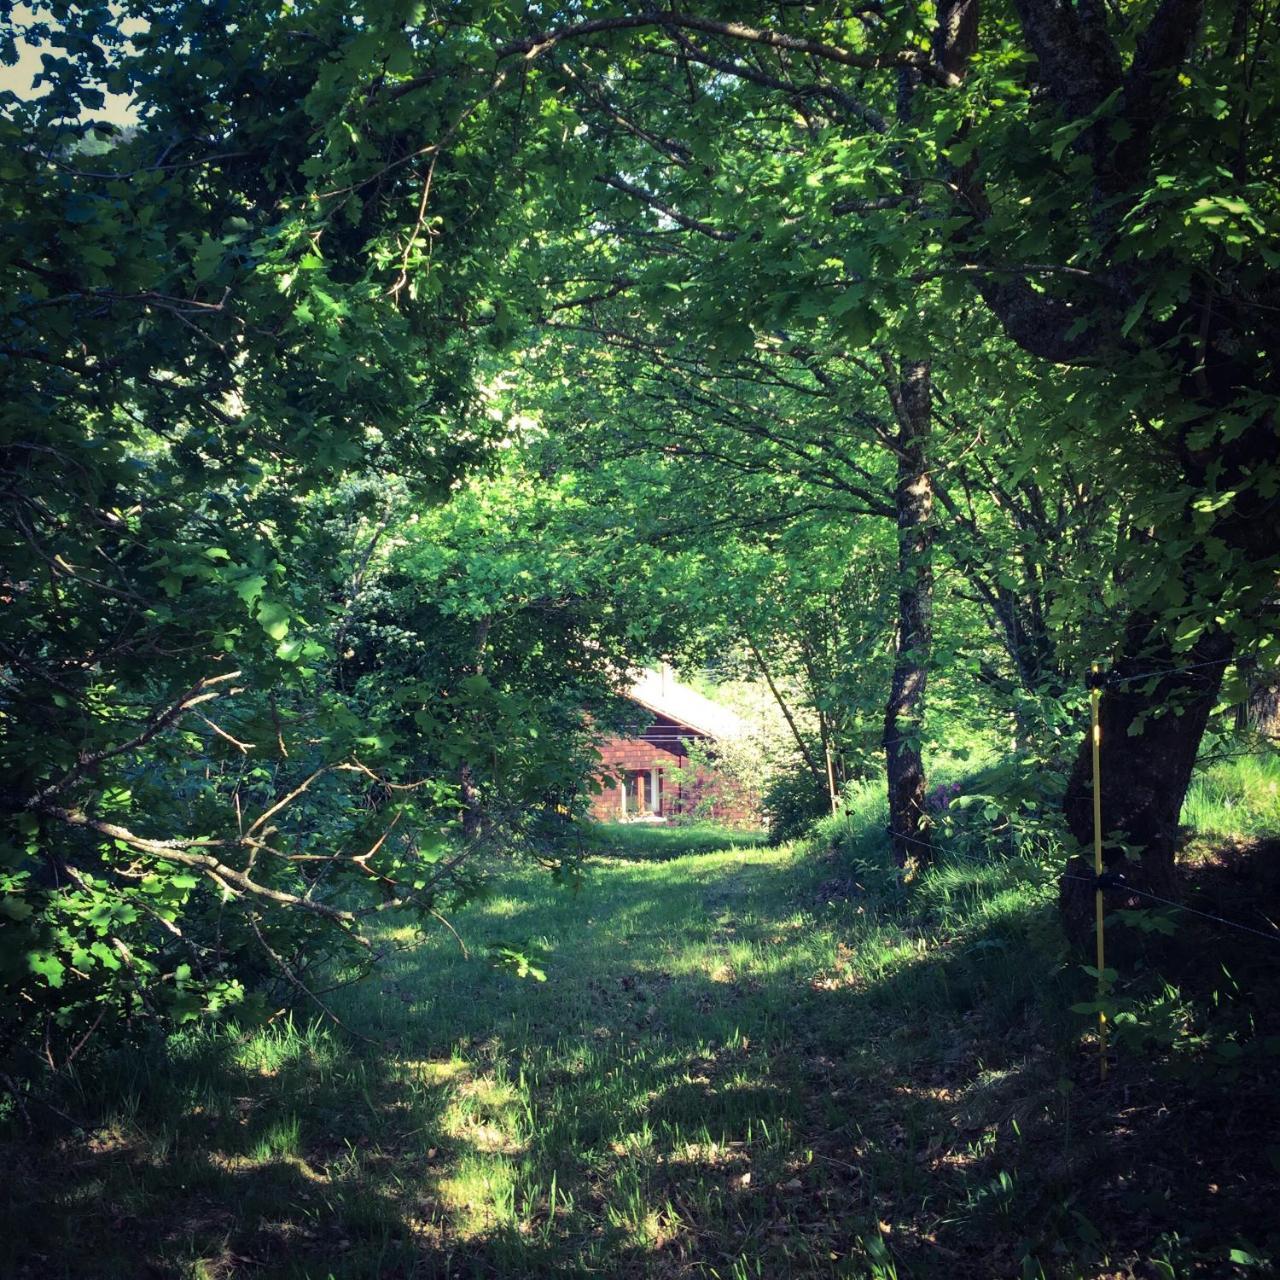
[865,650,1278,948]
[1059,873,1280,946]
[1102,655,1240,686]
[879,821,1280,947]
[880,661,1250,757]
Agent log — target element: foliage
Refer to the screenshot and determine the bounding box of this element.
[4,0,1280,1100]
[4,816,1276,1278]
[671,678,799,816]
[761,765,832,847]
[1181,749,1280,839]
[0,0,624,1068]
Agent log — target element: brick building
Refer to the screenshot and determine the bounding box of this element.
[588,667,760,827]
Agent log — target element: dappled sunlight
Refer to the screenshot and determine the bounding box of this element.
[436,1153,521,1237]
[381,924,426,946]
[469,893,530,919]
[443,1074,529,1157]
[7,1,1279,1274]
[401,1056,469,1084]
[8,828,1278,1278]
[211,1149,331,1184]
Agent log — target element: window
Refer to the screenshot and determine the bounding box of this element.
[621,768,661,815]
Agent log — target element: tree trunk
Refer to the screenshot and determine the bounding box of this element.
[1059,621,1234,932]
[459,761,482,841]
[1230,656,1280,737]
[1241,673,1280,739]
[460,616,493,841]
[882,358,934,866]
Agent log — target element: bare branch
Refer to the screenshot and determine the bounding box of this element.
[598,175,736,241]
[28,671,242,807]
[195,712,254,754]
[247,911,381,1044]
[36,804,370,941]
[497,10,937,81]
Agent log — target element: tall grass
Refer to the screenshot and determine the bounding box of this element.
[3,780,1276,1279]
[1182,750,1280,838]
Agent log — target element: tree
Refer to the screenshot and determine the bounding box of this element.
[7,0,1278,1071]
[0,0,571,1064]
[480,0,1280,891]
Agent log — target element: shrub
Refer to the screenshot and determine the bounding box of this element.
[761,766,830,844]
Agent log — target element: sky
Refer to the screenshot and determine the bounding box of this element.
[1,2,140,126]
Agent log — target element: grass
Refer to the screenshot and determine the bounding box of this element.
[579,820,768,861]
[1181,751,1280,840]
[3,802,1278,1278]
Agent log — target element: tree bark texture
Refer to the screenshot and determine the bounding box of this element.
[1059,623,1234,935]
[1246,682,1280,739]
[460,616,493,841]
[882,359,935,866]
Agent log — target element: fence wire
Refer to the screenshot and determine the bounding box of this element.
[863,651,1278,950]
[875,822,1280,948]
[1102,655,1238,686]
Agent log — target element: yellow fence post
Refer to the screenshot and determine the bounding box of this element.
[1090,663,1108,1081]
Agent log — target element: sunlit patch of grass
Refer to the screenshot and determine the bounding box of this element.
[6,797,1278,1278]
[381,924,425,945]
[231,1015,334,1077]
[245,1114,302,1163]
[473,892,527,918]
[1182,750,1280,838]
[402,1056,468,1084]
[583,820,767,861]
[438,1151,520,1235]
[444,1071,527,1157]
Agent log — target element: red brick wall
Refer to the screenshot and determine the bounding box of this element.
[587,722,760,827]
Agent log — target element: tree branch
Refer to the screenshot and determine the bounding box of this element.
[498,10,937,82]
[598,175,736,240]
[27,671,242,807]
[35,805,370,941]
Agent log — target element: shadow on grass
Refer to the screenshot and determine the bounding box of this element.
[4,838,1278,1279]
[0,1018,470,1279]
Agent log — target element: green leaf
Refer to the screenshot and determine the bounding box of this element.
[193,234,224,282]
[234,573,267,606]
[0,895,32,921]
[256,599,291,642]
[1120,289,1151,338]
[28,951,65,988]
[80,244,114,268]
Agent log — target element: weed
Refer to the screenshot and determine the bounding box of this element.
[1181,752,1280,838]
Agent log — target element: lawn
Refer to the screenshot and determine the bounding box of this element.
[579,820,768,860]
[3,819,1277,1278]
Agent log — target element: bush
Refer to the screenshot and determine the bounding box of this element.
[761,766,830,844]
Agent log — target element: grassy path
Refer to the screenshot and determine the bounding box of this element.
[4,824,1275,1278]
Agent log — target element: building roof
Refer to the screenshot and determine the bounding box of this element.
[626,666,746,740]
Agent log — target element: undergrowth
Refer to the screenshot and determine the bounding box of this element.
[2,763,1276,1279]
[1181,751,1280,840]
